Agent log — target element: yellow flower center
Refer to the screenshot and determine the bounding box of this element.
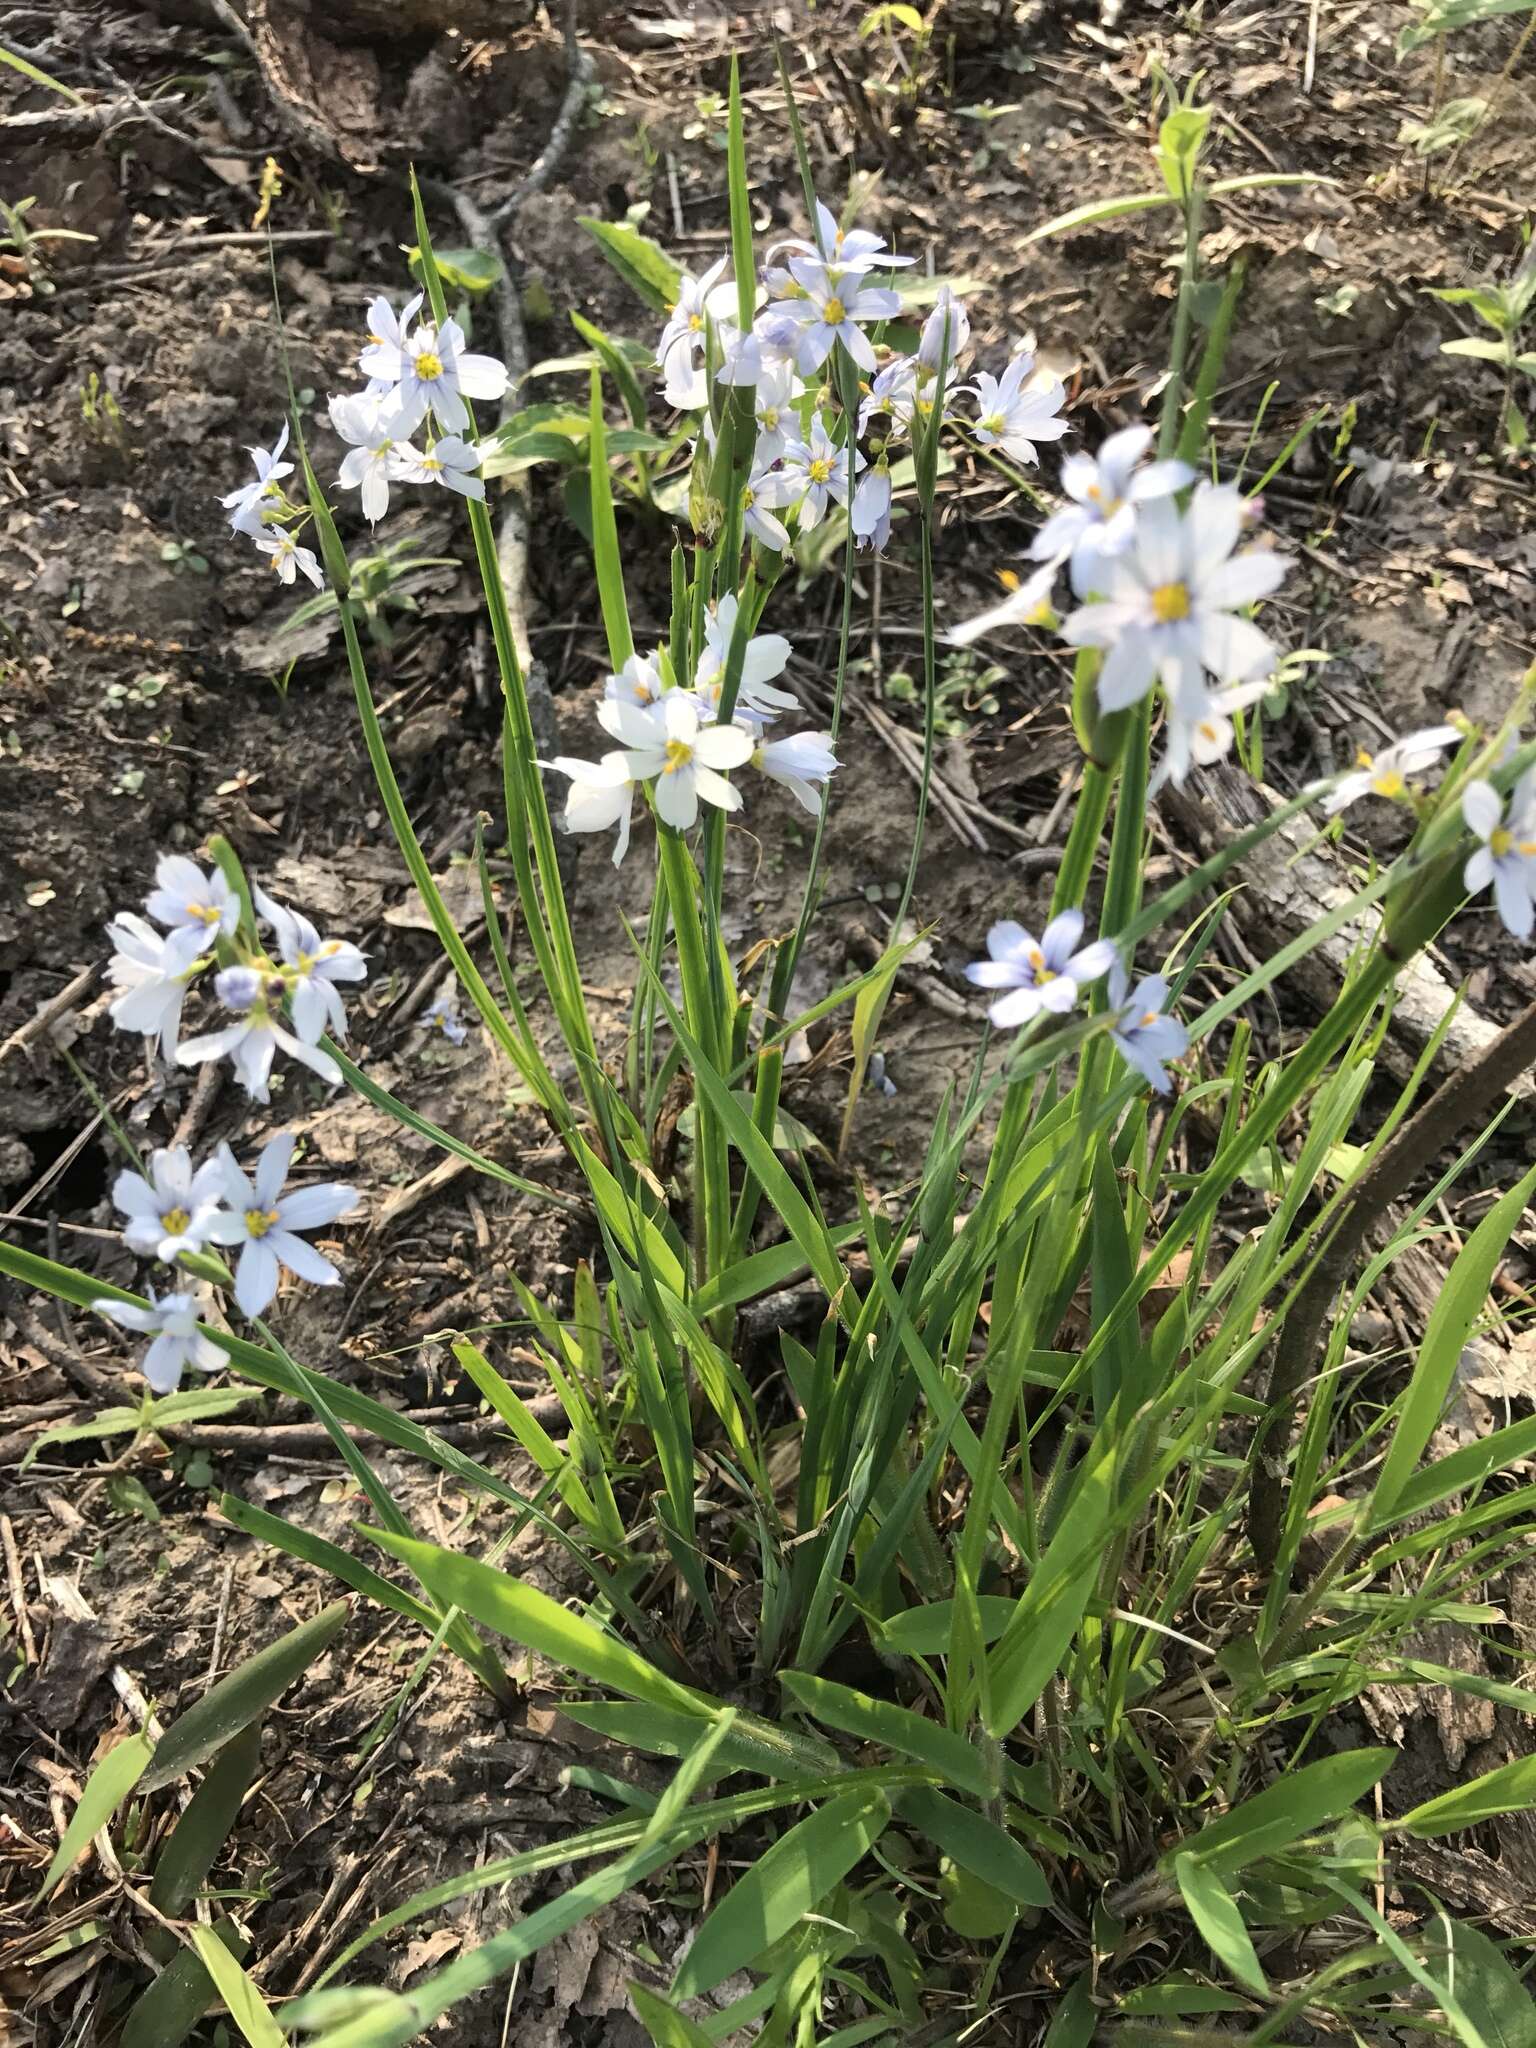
[1151,581,1191,623]
[761,406,779,428]
[1140,1010,1161,1028]
[414,350,443,381]
[245,1206,280,1239]
[1197,721,1220,744]
[982,412,1006,435]
[688,311,704,333]
[162,1206,190,1236]
[1372,770,1405,799]
[1491,827,1514,858]
[742,487,756,508]
[1026,945,1054,983]
[822,297,846,325]
[663,738,694,774]
[295,950,314,974]
[189,901,221,925]
[808,457,833,484]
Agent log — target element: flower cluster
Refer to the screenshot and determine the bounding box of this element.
[964,910,1189,1094]
[104,855,367,1103]
[549,596,836,861]
[656,199,1067,559]
[97,1130,358,1385]
[219,294,509,576]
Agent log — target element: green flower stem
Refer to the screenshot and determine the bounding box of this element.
[657,826,730,1293]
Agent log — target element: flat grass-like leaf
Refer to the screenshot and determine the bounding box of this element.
[781,1672,998,1802]
[149,1721,262,1917]
[1025,190,1174,243]
[1163,1750,1394,1880]
[561,1700,835,1780]
[1396,1753,1536,1838]
[984,1450,1118,1737]
[872,1595,1019,1655]
[1369,1161,1536,1530]
[369,1529,715,1719]
[900,1785,1052,1907]
[121,1921,248,2048]
[1174,1854,1267,1997]
[188,1927,285,2048]
[629,1984,717,2048]
[217,1495,440,1634]
[1419,1917,1536,2048]
[1368,1413,1536,1533]
[38,1731,152,1899]
[577,217,683,314]
[671,1787,892,1999]
[142,1602,347,1793]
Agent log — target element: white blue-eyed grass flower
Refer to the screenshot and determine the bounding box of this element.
[656,256,734,411]
[948,559,1060,649]
[715,325,763,390]
[92,1289,224,1395]
[364,315,508,438]
[145,854,239,942]
[775,199,916,278]
[752,361,802,466]
[605,651,666,712]
[754,731,838,814]
[549,753,636,866]
[965,910,1118,1029]
[178,968,343,1103]
[329,392,410,526]
[113,1146,225,1262]
[420,989,469,1046]
[359,291,423,393]
[105,915,205,1062]
[783,259,901,377]
[606,694,755,832]
[221,422,293,537]
[918,288,970,374]
[257,529,324,589]
[1320,726,1462,816]
[1151,679,1273,795]
[859,355,920,439]
[254,890,368,1044]
[1061,483,1288,714]
[1031,425,1194,599]
[967,354,1069,466]
[207,1132,358,1320]
[1462,774,1536,939]
[391,435,486,502]
[778,417,860,529]
[693,595,798,720]
[851,463,892,552]
[740,468,795,552]
[1106,962,1189,1095]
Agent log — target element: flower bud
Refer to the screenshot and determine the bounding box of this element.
[215,965,262,1013]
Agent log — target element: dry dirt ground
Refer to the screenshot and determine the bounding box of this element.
[3,1,1536,2042]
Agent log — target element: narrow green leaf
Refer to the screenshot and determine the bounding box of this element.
[121,1921,248,2048]
[1365,1414,1536,1533]
[217,1494,440,1634]
[1396,1753,1536,1838]
[588,367,634,669]
[368,1528,714,1719]
[671,1787,892,1999]
[1164,1750,1394,1880]
[1025,190,1174,243]
[189,1927,285,2048]
[871,1596,1047,1655]
[560,1699,835,1781]
[142,1602,348,1792]
[781,1671,998,1802]
[1369,1162,1536,1529]
[900,1785,1052,1907]
[577,217,683,314]
[629,1984,717,2048]
[1174,1853,1267,1997]
[0,43,85,100]
[1419,1917,1536,2048]
[38,1732,152,1899]
[149,1721,262,1917]
[984,1450,1118,1736]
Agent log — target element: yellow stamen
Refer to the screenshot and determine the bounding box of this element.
[663,739,693,774]
[1140,1010,1161,1028]
[188,901,221,925]
[822,297,846,325]
[1371,770,1405,799]
[245,1206,280,1239]
[1150,581,1191,623]
[1491,827,1514,858]
[414,350,443,381]
[162,1206,190,1236]
[1354,747,1376,770]
[688,311,704,333]
[808,457,832,484]
[981,412,1005,435]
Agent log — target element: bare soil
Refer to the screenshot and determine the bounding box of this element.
[4,2,1536,2042]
